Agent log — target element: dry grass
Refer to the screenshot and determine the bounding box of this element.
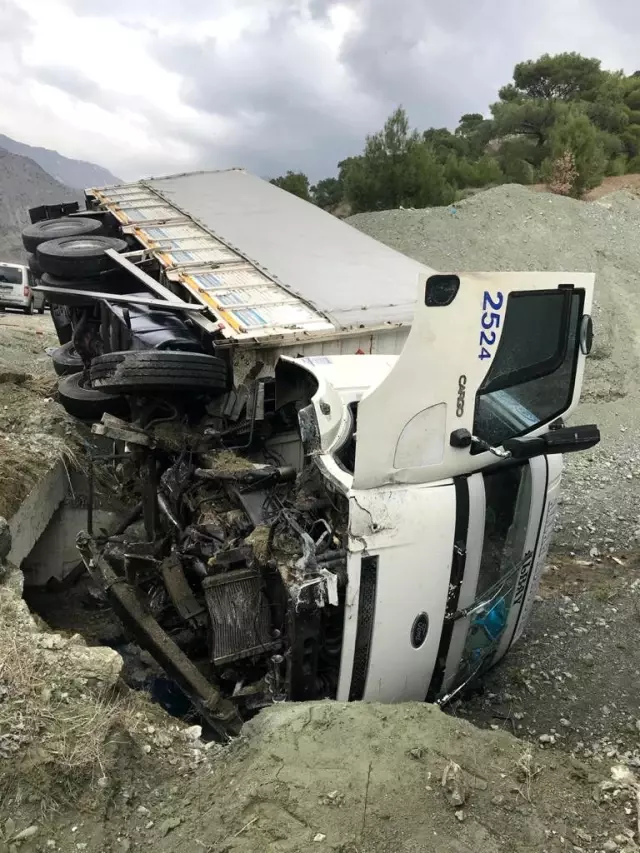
[0,358,56,398]
[25,371,58,399]
[0,620,142,804]
[514,746,542,803]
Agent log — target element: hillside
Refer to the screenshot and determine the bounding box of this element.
[0,148,81,262]
[0,133,121,190]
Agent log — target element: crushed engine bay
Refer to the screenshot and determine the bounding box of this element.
[77,373,349,740]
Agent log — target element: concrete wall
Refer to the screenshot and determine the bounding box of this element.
[8,459,66,567]
[22,506,117,587]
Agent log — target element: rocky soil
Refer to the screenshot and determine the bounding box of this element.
[2,542,639,853]
[0,314,82,519]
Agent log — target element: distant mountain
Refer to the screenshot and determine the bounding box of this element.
[0,148,82,262]
[0,134,121,190]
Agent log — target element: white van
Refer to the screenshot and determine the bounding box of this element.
[0,262,46,314]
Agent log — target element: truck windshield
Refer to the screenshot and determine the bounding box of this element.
[0,265,22,285]
[474,288,583,447]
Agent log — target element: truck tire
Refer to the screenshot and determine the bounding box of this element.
[40,272,105,307]
[23,300,34,316]
[90,351,230,395]
[27,253,42,278]
[50,342,83,376]
[36,236,128,280]
[58,372,127,421]
[22,217,103,254]
[38,300,46,315]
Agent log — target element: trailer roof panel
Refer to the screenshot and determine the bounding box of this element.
[143,169,435,328]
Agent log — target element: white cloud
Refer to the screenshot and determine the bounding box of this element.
[0,0,637,181]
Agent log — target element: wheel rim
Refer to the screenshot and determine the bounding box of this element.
[65,238,106,251]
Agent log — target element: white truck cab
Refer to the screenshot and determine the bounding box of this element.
[279,270,597,705]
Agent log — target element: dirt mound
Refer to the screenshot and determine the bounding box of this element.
[144,701,634,853]
[0,567,130,791]
[348,184,640,404]
[2,675,635,853]
[529,174,640,201]
[584,174,640,201]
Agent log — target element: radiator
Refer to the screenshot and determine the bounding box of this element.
[202,568,275,665]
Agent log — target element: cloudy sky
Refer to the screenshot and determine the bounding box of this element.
[0,0,638,182]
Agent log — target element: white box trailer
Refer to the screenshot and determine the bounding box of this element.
[85,168,429,373]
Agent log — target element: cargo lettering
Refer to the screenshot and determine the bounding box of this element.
[456,375,467,417]
[512,549,534,607]
[512,496,560,644]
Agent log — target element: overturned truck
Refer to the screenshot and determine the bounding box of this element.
[24,170,599,738]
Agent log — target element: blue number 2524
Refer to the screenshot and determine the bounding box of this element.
[479,291,504,360]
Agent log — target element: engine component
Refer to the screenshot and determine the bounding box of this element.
[160,553,208,629]
[76,532,242,740]
[287,591,321,701]
[202,567,279,665]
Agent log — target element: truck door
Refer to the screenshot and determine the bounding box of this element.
[353,271,595,489]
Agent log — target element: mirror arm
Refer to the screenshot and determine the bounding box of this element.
[449,428,512,458]
[471,436,512,459]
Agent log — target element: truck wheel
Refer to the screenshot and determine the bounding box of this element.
[27,253,42,278]
[50,342,83,376]
[40,272,108,307]
[38,301,46,315]
[90,351,230,395]
[58,372,127,421]
[24,300,34,316]
[36,236,128,280]
[22,217,103,254]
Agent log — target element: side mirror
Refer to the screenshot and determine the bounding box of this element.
[504,424,600,460]
[450,424,600,461]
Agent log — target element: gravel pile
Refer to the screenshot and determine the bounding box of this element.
[349,185,640,554]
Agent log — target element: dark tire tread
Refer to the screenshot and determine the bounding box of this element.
[58,372,127,420]
[37,236,128,280]
[90,350,229,396]
[22,217,103,254]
